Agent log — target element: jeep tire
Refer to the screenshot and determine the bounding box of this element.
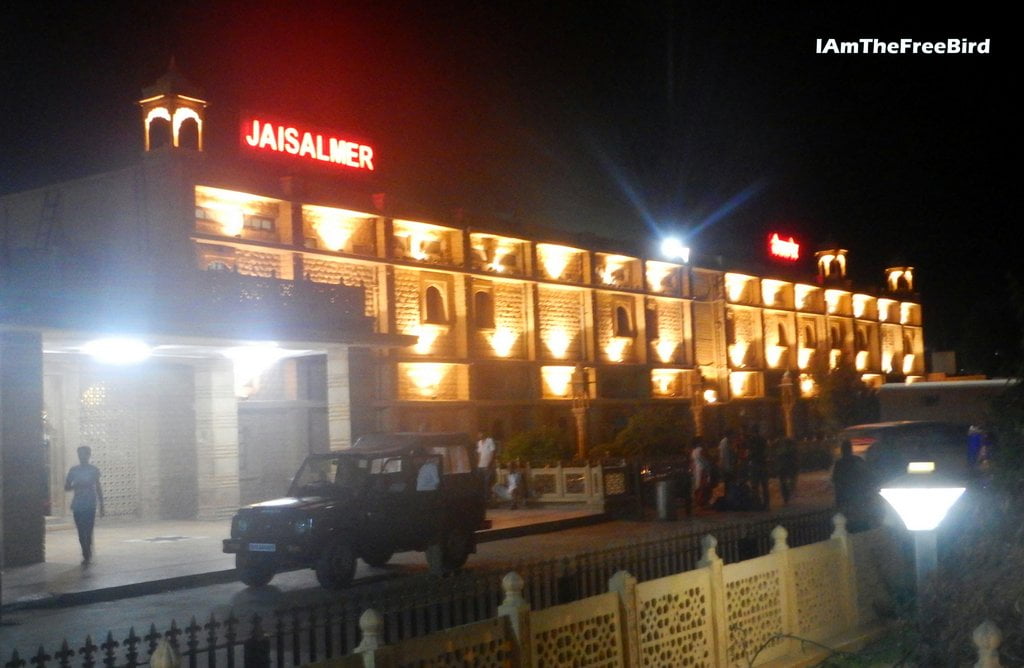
[427,528,472,575]
[360,547,394,568]
[316,540,357,590]
[237,553,275,587]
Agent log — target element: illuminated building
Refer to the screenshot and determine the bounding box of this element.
[0,66,924,565]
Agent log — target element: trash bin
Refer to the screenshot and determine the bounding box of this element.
[654,478,677,521]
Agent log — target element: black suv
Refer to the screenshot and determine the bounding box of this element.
[223,433,489,589]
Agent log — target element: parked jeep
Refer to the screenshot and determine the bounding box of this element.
[223,433,488,589]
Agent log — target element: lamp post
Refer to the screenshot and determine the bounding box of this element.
[879,462,966,596]
[571,364,590,461]
[778,370,795,438]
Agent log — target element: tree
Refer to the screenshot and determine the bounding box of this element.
[501,428,573,464]
[591,407,692,458]
[810,358,878,433]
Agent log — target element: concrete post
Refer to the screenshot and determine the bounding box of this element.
[326,345,352,450]
[771,524,798,655]
[497,571,531,664]
[1,330,46,567]
[608,570,640,667]
[697,534,728,666]
[831,513,859,627]
[973,620,1002,668]
[193,358,239,519]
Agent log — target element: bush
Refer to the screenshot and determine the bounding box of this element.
[500,428,573,465]
[590,407,692,458]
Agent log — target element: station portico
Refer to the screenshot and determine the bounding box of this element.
[0,65,925,567]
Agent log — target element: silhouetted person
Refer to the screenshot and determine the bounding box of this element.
[776,437,799,504]
[831,440,876,531]
[65,446,104,564]
[747,426,770,510]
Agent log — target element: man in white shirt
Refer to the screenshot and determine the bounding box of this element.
[476,431,497,500]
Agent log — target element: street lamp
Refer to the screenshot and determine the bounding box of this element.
[879,462,966,595]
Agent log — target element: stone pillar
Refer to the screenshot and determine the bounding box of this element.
[1,330,46,567]
[194,359,240,519]
[326,346,352,450]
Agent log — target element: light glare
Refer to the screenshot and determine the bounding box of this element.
[82,338,152,365]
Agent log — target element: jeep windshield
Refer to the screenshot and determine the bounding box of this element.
[288,454,373,497]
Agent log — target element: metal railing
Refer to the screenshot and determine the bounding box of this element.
[3,507,835,668]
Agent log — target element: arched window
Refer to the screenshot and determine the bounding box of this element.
[424,285,447,324]
[829,326,841,349]
[614,305,633,337]
[903,334,913,352]
[473,291,495,329]
[803,325,816,347]
[855,330,868,351]
[149,118,171,150]
[178,118,200,150]
[777,323,788,347]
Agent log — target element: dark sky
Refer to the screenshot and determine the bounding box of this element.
[1,1,1014,372]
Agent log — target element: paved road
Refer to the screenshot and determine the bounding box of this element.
[0,493,833,655]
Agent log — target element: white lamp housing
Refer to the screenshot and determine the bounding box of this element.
[879,461,966,531]
[82,337,152,364]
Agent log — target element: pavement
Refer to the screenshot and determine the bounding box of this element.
[0,505,607,614]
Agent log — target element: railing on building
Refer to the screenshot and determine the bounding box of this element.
[2,508,839,668]
[304,514,904,667]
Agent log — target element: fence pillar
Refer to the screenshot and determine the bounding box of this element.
[243,615,270,668]
[608,570,640,668]
[830,513,859,628]
[497,571,531,665]
[355,609,389,668]
[150,639,181,668]
[770,525,799,656]
[698,534,729,666]
[973,620,1002,668]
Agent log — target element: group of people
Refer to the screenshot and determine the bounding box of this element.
[476,431,524,509]
[690,428,801,512]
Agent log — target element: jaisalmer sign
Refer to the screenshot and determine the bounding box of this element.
[768,232,800,261]
[241,117,375,172]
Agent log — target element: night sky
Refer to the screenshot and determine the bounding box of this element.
[1,2,1014,373]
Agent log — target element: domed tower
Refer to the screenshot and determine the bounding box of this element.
[814,247,849,286]
[885,265,915,295]
[138,59,208,152]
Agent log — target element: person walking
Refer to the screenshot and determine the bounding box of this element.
[65,446,105,564]
[831,440,877,531]
[776,436,799,504]
[691,437,712,507]
[718,430,736,499]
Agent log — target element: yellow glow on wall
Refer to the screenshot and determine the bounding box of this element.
[305,205,367,251]
[761,279,787,306]
[605,337,630,363]
[881,351,894,374]
[818,252,846,278]
[766,345,788,368]
[852,294,871,318]
[729,372,753,398]
[413,324,443,354]
[394,220,450,261]
[855,350,869,371]
[724,274,751,302]
[489,327,518,357]
[538,244,576,280]
[598,254,632,286]
[651,369,682,397]
[703,389,718,404]
[798,348,814,370]
[406,363,447,398]
[888,268,914,292]
[903,353,915,374]
[861,373,883,388]
[795,284,816,310]
[799,374,817,397]
[544,328,571,359]
[877,298,895,322]
[541,366,575,398]
[655,339,678,364]
[195,186,278,237]
[829,349,842,370]
[729,342,748,367]
[900,302,914,325]
[645,262,675,293]
[825,289,846,314]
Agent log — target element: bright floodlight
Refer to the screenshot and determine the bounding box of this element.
[82,338,152,364]
[879,462,966,531]
[660,237,691,263]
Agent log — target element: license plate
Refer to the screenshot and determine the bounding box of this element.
[249,543,276,552]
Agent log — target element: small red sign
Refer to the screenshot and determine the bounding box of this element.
[768,232,800,261]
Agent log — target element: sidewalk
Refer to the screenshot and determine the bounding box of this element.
[0,505,606,613]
